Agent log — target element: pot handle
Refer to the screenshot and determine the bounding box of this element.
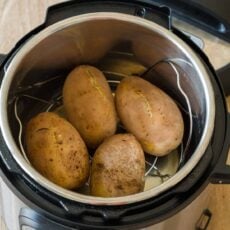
[210,114,230,184]
[217,63,230,96]
[44,0,171,29]
[210,64,230,184]
[0,54,6,66]
[0,54,6,86]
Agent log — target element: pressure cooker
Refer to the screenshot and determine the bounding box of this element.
[0,0,230,229]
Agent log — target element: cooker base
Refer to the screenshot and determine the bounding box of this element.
[0,178,211,230]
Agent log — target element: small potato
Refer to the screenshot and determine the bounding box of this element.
[115,76,184,156]
[63,65,117,149]
[90,134,145,197]
[25,112,89,189]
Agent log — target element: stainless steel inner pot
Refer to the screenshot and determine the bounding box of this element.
[0,13,215,205]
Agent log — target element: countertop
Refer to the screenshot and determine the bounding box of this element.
[0,1,230,230]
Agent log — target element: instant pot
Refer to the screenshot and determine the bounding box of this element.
[0,1,230,229]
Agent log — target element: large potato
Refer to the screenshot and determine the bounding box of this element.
[63,65,117,149]
[25,112,89,189]
[90,134,145,197]
[115,76,184,156]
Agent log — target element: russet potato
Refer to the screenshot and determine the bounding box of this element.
[25,112,90,189]
[90,134,145,197]
[115,76,184,156]
[63,65,117,149]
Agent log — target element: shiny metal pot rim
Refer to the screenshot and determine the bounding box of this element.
[0,13,215,206]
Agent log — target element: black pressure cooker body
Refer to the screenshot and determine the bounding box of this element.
[0,1,229,229]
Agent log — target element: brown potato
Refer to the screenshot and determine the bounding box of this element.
[115,76,184,156]
[63,65,117,149]
[90,134,145,197]
[25,112,89,189]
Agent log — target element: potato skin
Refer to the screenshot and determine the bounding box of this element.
[90,134,145,197]
[25,112,89,189]
[63,65,117,149]
[115,76,184,156]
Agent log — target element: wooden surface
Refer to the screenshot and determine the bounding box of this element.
[0,1,230,230]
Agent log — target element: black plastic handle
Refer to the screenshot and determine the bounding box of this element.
[19,208,66,230]
[0,53,6,66]
[217,63,230,96]
[0,54,6,85]
[45,0,171,29]
[210,114,230,184]
[19,208,72,230]
[210,64,230,184]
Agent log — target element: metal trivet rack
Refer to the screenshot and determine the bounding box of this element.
[13,57,193,187]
